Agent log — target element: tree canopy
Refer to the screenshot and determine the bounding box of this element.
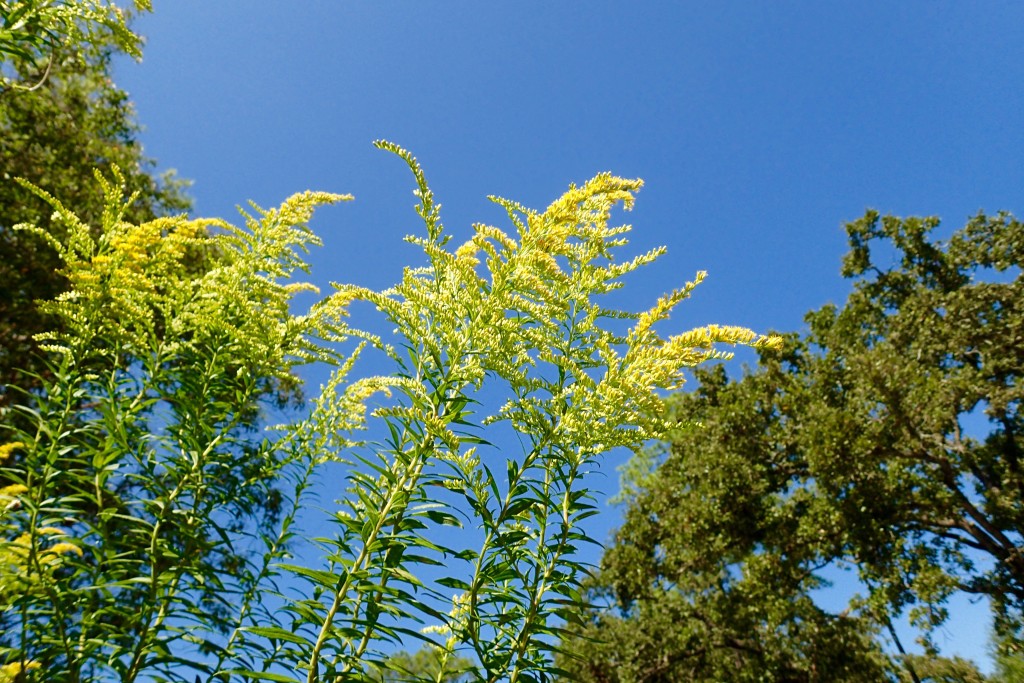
[561,210,1024,681]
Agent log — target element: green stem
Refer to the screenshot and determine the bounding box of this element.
[25,364,84,680]
[306,449,427,683]
[467,426,555,681]
[508,455,581,683]
[313,321,461,681]
[124,346,240,683]
[215,429,319,679]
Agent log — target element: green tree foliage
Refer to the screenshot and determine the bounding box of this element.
[0,145,777,682]
[561,210,1023,682]
[897,654,987,683]
[993,653,1024,682]
[369,646,475,683]
[558,354,894,682]
[0,0,188,412]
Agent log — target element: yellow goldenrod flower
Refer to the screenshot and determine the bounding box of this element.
[35,527,68,537]
[0,484,27,499]
[46,542,84,558]
[0,443,23,464]
[0,660,42,683]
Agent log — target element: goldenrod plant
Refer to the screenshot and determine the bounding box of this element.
[0,0,189,456]
[1,168,355,682]
[0,144,778,682]
[0,0,150,91]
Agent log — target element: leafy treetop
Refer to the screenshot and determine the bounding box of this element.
[560,208,1024,682]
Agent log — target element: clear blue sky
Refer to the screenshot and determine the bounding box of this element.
[115,1,1024,672]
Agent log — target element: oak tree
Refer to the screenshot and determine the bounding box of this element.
[562,210,1024,681]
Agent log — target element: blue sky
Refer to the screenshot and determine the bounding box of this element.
[115,1,1024,671]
